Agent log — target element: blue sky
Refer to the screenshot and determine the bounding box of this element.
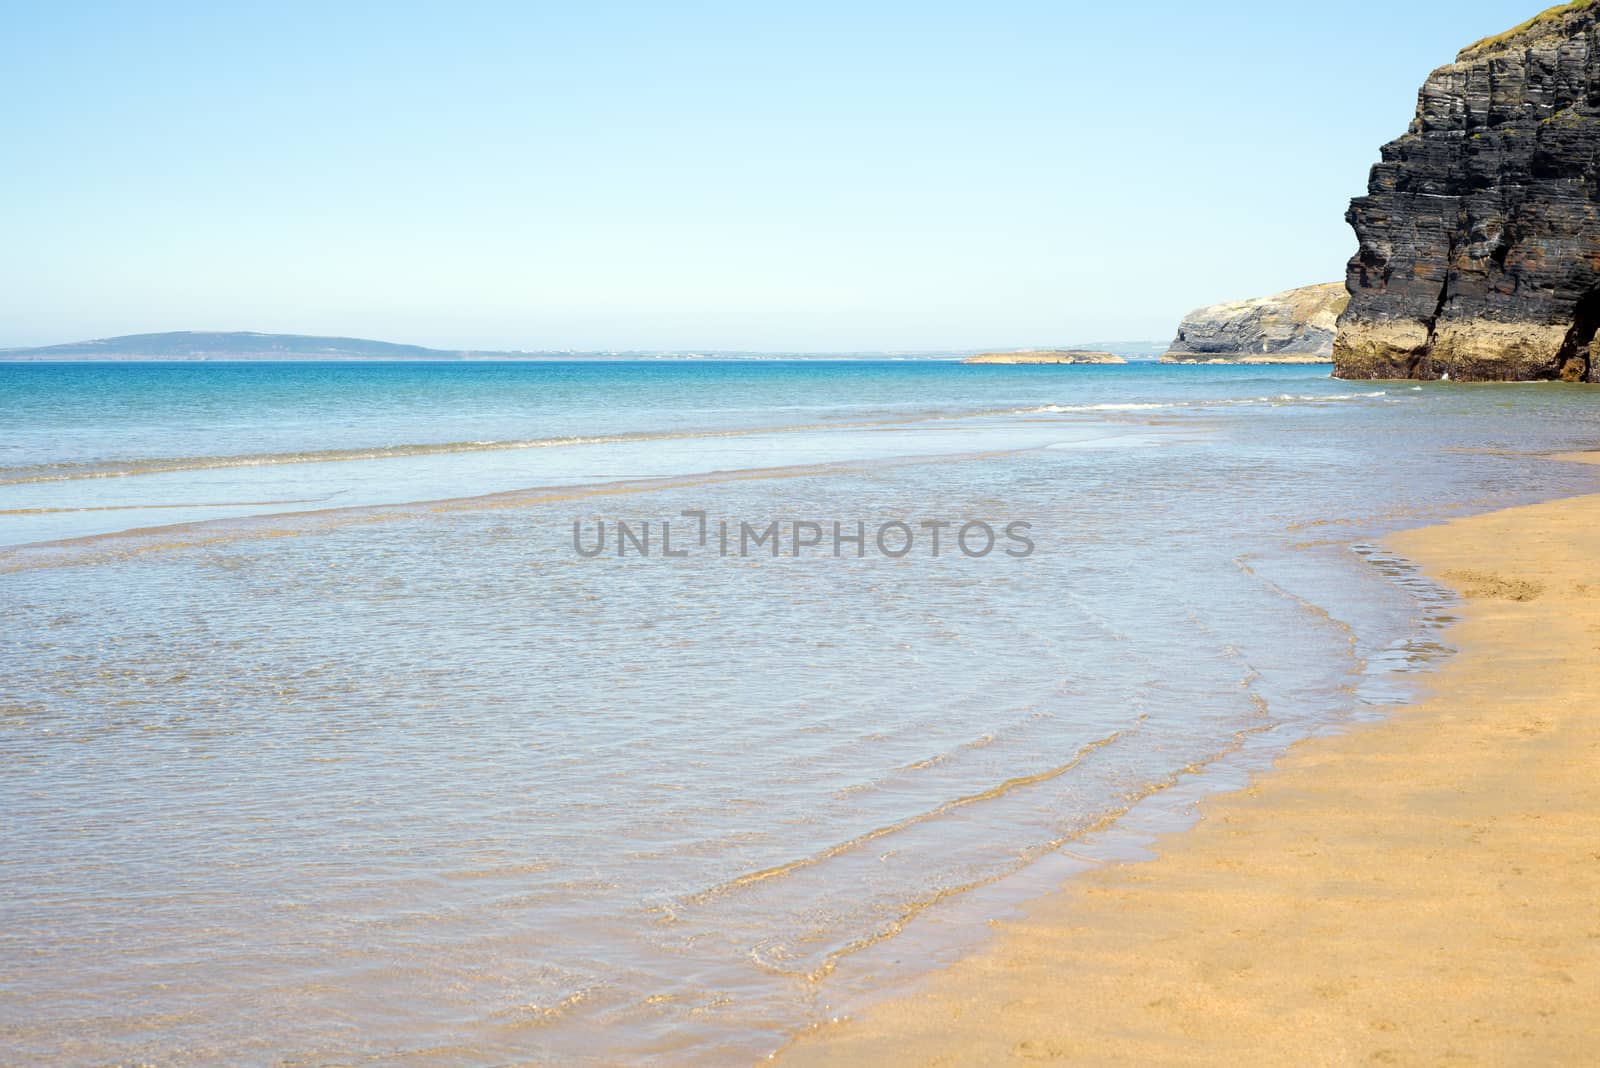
[0,1,1554,350]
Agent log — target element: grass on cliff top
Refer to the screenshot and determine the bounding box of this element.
[1463,0,1595,56]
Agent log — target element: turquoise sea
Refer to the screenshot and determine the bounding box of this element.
[4,360,1600,1064]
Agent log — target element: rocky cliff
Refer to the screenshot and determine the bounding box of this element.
[1162,283,1348,363]
[1336,2,1600,382]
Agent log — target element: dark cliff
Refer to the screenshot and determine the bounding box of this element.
[1336,1,1600,382]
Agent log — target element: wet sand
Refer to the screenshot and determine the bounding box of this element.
[783,454,1600,1065]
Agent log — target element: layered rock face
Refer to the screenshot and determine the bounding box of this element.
[1336,2,1600,382]
[1162,283,1348,363]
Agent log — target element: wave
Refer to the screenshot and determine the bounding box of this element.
[0,424,865,486]
[0,390,1396,487]
[1017,391,1389,415]
[0,497,326,515]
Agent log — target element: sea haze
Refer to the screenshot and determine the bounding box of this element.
[0,330,1168,363]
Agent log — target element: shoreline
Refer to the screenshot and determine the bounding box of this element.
[781,454,1600,1065]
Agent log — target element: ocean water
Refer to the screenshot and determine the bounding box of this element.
[3,360,1600,1065]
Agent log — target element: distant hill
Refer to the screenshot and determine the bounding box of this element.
[0,331,482,361]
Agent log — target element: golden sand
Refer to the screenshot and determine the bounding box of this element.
[783,457,1600,1065]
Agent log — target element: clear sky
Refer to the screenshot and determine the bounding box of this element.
[0,1,1554,351]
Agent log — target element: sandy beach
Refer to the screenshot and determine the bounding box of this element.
[783,454,1600,1066]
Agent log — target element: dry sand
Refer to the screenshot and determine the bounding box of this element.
[782,457,1600,1066]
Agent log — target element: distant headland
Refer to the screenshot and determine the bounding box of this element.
[962,350,1126,365]
[1162,283,1347,365]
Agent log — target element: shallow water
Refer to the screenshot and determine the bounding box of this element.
[3,361,1599,1064]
